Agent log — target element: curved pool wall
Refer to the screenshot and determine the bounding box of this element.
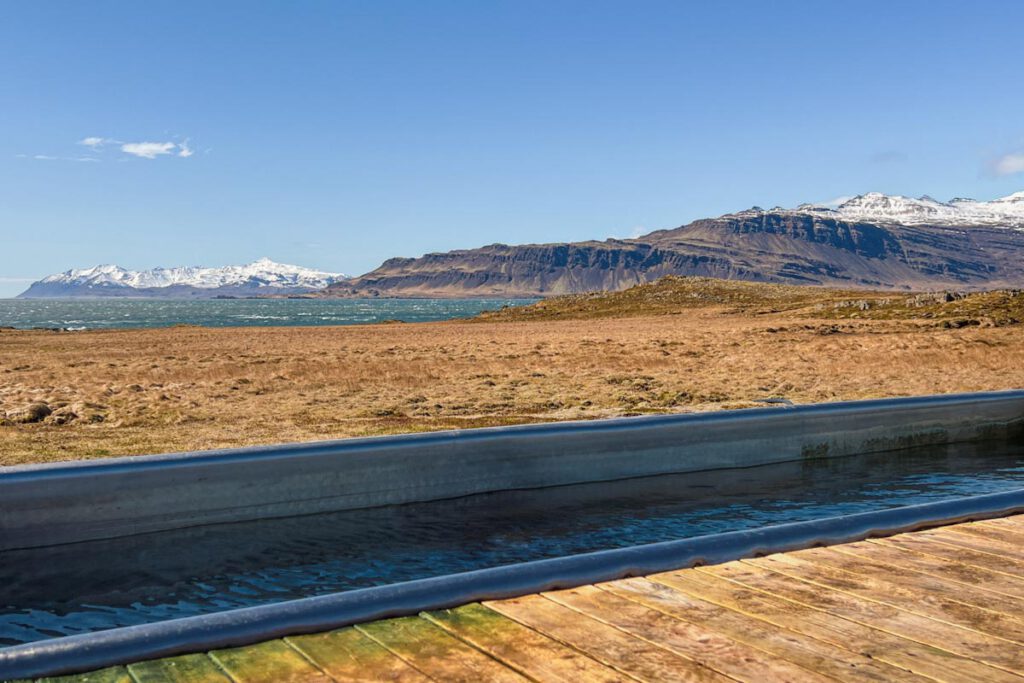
[3,390,1024,551]
[3,488,1024,680]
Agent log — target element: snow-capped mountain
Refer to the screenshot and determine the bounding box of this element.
[792,191,1024,228]
[19,258,348,298]
[329,188,1024,297]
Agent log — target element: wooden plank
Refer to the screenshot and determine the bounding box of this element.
[128,654,232,683]
[601,576,925,682]
[942,520,1024,546]
[977,514,1024,532]
[983,516,1024,528]
[210,639,333,683]
[789,545,1024,619]
[544,583,830,683]
[424,603,630,683]
[287,626,432,682]
[917,528,1024,562]
[838,539,1024,599]
[655,569,1013,683]
[970,515,1024,528]
[752,552,1024,646]
[36,668,133,683]
[487,593,730,682]
[357,615,526,683]
[701,559,1024,676]
[873,534,1024,579]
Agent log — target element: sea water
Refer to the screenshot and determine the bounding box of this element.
[0,298,537,330]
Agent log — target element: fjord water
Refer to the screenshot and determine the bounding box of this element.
[2,439,1024,646]
[0,298,537,330]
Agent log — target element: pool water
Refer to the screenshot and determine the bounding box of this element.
[2,439,1023,646]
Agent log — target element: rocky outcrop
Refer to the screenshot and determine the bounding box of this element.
[324,209,1024,297]
[4,402,52,424]
[326,242,683,297]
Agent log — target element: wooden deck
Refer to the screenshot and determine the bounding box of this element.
[24,513,1024,682]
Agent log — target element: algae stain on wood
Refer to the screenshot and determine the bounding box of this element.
[357,616,463,658]
[128,654,231,683]
[34,667,133,683]
[357,615,527,681]
[210,640,332,683]
[287,627,431,682]
[425,604,513,635]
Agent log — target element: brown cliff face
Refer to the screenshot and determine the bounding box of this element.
[326,242,677,297]
[324,211,1024,297]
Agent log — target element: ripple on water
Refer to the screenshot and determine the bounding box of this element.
[0,298,539,330]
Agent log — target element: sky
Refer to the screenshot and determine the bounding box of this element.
[2,1,1024,297]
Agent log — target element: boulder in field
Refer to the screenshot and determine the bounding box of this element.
[8,402,52,424]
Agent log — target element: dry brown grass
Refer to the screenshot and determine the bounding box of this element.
[478,276,1024,326]
[3,303,1024,466]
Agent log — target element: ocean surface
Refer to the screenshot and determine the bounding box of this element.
[0,298,537,330]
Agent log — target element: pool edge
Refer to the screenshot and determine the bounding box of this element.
[4,389,1024,551]
[3,488,1023,680]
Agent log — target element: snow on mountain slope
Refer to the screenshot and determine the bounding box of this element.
[797,191,1024,228]
[23,258,347,298]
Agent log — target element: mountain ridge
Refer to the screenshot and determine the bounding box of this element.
[819,190,1024,227]
[19,258,348,298]
[324,190,1024,297]
[21,190,1024,299]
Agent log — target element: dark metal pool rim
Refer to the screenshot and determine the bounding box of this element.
[7,389,1024,478]
[3,488,1024,680]
[6,390,1024,554]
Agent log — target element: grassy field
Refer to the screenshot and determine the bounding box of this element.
[478,276,1024,325]
[2,277,1023,466]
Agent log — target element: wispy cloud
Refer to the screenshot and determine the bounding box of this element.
[79,136,114,149]
[120,141,178,159]
[991,152,1024,177]
[628,225,648,239]
[821,195,854,207]
[607,225,648,240]
[21,135,199,161]
[17,151,115,162]
[15,152,95,162]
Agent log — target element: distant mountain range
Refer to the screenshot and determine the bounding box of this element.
[323,190,1024,297]
[21,191,1024,299]
[18,258,347,298]
[805,190,1024,227]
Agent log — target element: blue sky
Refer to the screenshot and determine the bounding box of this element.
[2,1,1024,296]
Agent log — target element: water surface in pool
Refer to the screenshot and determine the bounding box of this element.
[2,438,1023,645]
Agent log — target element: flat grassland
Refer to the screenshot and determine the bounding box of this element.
[2,277,1023,466]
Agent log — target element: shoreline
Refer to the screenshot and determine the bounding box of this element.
[4,278,1023,466]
